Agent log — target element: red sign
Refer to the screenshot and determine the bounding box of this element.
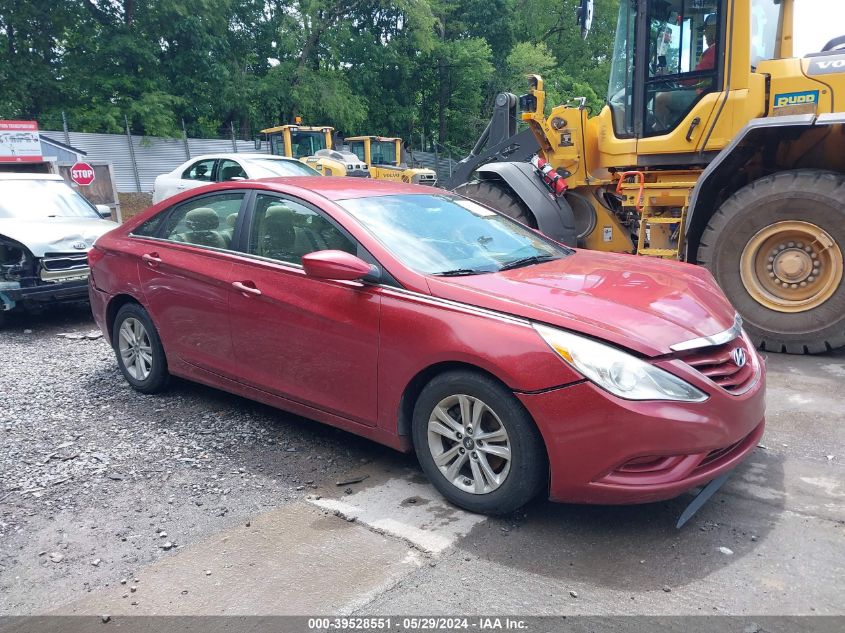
[70,161,96,186]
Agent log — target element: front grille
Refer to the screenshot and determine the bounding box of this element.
[41,252,89,271]
[681,336,757,395]
[40,252,90,283]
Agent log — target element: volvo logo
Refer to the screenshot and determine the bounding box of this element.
[71,241,87,250]
[731,347,747,368]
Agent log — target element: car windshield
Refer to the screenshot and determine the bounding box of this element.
[339,194,571,275]
[0,179,100,219]
[246,159,321,177]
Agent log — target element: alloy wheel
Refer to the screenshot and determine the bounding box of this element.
[427,394,512,495]
[118,317,153,381]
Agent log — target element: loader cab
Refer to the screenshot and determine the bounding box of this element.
[347,136,402,167]
[607,0,726,140]
[260,125,334,159]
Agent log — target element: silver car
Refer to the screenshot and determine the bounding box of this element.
[0,173,116,326]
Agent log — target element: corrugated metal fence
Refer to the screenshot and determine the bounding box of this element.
[42,129,461,192]
[43,130,266,193]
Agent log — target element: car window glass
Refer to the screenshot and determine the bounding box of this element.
[248,194,356,265]
[217,159,247,182]
[182,159,216,181]
[160,192,245,250]
[133,213,167,237]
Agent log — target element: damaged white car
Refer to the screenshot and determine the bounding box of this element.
[0,173,116,326]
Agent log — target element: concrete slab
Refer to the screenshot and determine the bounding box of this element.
[307,460,487,554]
[55,502,423,615]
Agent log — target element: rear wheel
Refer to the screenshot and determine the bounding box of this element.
[112,303,169,393]
[412,370,546,515]
[698,170,845,353]
[454,180,537,227]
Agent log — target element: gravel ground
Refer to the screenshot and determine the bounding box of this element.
[0,303,381,615]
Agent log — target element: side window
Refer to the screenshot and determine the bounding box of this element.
[182,159,216,181]
[217,159,247,182]
[133,213,167,237]
[160,192,245,250]
[248,193,356,265]
[348,141,366,162]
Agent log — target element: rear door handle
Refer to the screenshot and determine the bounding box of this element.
[232,281,262,296]
[142,252,162,266]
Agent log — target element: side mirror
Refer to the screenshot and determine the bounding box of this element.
[254,136,262,150]
[302,250,374,281]
[577,0,594,40]
[96,204,112,219]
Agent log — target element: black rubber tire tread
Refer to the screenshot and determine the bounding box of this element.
[454,180,538,228]
[112,302,170,394]
[412,370,547,515]
[697,169,845,354]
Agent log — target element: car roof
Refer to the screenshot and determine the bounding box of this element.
[0,173,64,181]
[253,177,445,201]
[186,153,298,162]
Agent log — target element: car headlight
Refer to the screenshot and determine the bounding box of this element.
[533,323,708,402]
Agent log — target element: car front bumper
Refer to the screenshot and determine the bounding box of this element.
[1,278,90,310]
[517,373,766,505]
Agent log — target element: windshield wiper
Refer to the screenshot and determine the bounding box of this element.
[432,268,485,277]
[498,254,558,271]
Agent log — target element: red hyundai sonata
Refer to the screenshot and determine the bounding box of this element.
[88,177,765,514]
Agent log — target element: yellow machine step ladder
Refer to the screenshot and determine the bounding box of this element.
[616,172,696,260]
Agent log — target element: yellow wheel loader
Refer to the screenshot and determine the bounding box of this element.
[346,136,438,185]
[259,124,370,177]
[447,0,845,354]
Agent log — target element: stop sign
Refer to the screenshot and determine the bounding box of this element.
[70,162,96,186]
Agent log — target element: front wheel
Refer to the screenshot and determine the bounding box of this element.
[412,371,546,515]
[112,303,169,393]
[698,170,845,353]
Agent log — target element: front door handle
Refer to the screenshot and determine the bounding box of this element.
[142,252,162,266]
[232,281,262,296]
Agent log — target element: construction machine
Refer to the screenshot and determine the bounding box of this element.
[447,0,845,354]
[345,136,438,185]
[259,124,370,177]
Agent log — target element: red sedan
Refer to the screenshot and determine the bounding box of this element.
[88,178,765,514]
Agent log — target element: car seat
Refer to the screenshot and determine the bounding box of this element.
[259,205,297,262]
[220,164,246,181]
[179,207,227,249]
[220,213,238,247]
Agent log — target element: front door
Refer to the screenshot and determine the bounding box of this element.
[227,192,380,425]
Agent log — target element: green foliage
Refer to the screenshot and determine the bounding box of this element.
[0,0,620,151]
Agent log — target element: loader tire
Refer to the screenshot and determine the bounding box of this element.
[454,180,538,228]
[698,170,845,354]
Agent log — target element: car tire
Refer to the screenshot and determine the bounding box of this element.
[412,370,547,515]
[112,303,169,394]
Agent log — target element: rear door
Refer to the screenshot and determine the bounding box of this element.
[226,192,381,425]
[132,190,247,377]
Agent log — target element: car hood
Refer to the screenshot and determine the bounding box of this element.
[426,249,737,357]
[0,217,118,257]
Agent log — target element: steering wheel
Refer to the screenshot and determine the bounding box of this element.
[821,35,845,52]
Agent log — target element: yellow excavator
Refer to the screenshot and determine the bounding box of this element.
[448,0,845,354]
[259,124,370,177]
[345,135,438,185]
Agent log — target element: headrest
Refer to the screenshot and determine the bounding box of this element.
[226,213,238,228]
[185,207,219,231]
